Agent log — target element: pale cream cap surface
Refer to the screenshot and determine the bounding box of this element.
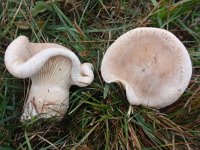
[101,27,192,108]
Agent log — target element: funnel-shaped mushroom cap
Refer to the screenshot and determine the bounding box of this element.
[5,36,94,86]
[101,27,192,109]
[4,36,94,121]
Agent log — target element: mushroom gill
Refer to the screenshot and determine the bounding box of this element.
[4,36,94,121]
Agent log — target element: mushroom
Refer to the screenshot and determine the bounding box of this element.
[101,27,192,109]
[4,36,94,121]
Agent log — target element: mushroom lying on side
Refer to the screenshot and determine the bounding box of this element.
[5,36,94,121]
[101,27,192,109]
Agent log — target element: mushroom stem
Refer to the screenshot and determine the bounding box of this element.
[21,85,69,121]
[4,36,94,121]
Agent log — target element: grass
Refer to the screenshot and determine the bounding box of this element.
[0,0,200,149]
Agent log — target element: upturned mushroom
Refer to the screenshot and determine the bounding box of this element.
[101,27,192,109]
[5,36,94,121]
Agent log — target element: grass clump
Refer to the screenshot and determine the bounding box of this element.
[0,0,200,149]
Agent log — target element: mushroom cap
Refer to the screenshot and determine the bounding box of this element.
[101,27,192,108]
[4,36,94,120]
[4,36,94,86]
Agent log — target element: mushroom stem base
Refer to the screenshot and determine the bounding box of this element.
[21,86,69,121]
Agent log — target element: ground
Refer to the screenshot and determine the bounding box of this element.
[0,0,200,149]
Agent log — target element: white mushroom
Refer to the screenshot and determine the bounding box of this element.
[4,36,94,121]
[101,27,192,109]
